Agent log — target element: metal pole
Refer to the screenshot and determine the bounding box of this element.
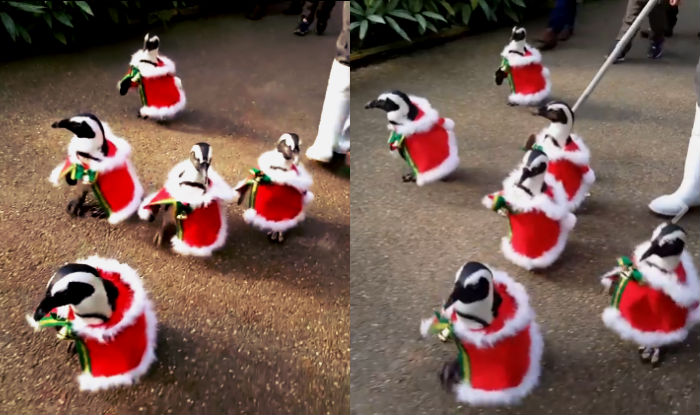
[572,0,660,112]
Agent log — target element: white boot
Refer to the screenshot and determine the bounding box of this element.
[649,104,700,216]
[306,59,350,163]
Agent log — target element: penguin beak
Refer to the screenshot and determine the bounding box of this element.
[198,162,209,185]
[534,106,549,118]
[365,99,392,112]
[33,295,62,321]
[52,119,94,138]
[365,99,382,110]
[639,241,658,261]
[443,292,456,310]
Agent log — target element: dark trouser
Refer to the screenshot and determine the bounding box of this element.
[616,0,667,42]
[548,0,577,33]
[667,4,678,32]
[301,1,335,25]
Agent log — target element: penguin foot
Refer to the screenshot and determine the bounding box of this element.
[650,348,661,367]
[67,342,77,355]
[66,200,86,217]
[267,231,285,243]
[507,101,518,107]
[88,206,108,219]
[439,360,461,391]
[402,173,416,183]
[153,231,164,247]
[640,346,653,362]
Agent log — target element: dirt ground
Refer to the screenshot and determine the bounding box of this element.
[350,1,699,414]
[0,6,348,415]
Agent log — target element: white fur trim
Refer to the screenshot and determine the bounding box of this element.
[390,96,441,137]
[129,51,176,78]
[139,80,186,120]
[451,269,535,347]
[70,256,149,342]
[163,161,236,209]
[106,159,143,224]
[632,246,700,307]
[538,132,591,166]
[137,191,158,221]
[501,43,542,66]
[63,124,131,174]
[257,151,313,191]
[415,117,460,186]
[500,221,572,270]
[420,318,433,338]
[508,67,551,106]
[49,163,64,186]
[453,322,543,406]
[169,200,228,257]
[501,171,571,221]
[77,299,157,391]
[243,208,306,233]
[602,307,690,347]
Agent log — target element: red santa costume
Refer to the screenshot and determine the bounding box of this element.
[387,96,459,186]
[536,132,595,211]
[497,29,551,106]
[120,35,186,120]
[49,122,143,225]
[237,150,314,234]
[483,163,576,270]
[601,244,700,347]
[421,269,543,406]
[138,161,235,256]
[27,256,157,391]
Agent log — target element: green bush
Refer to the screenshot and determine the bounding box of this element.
[350,0,527,48]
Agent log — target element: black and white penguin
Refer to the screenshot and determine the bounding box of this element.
[365,90,459,185]
[32,263,118,326]
[179,142,212,195]
[514,148,549,198]
[443,262,502,330]
[639,223,687,272]
[48,113,143,223]
[505,26,529,56]
[531,100,595,211]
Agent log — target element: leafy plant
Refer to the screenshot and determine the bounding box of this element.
[350,0,527,45]
[0,1,94,45]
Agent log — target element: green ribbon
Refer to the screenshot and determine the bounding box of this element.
[244,168,272,209]
[501,57,514,93]
[428,311,471,384]
[70,163,97,184]
[611,256,643,308]
[387,131,418,177]
[120,66,147,106]
[36,313,91,373]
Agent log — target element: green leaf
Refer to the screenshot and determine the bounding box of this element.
[510,0,526,7]
[75,1,94,16]
[359,19,368,40]
[0,12,17,41]
[350,5,364,16]
[53,11,73,28]
[7,2,45,13]
[17,24,31,43]
[387,0,400,11]
[385,15,411,41]
[107,8,120,23]
[53,31,67,45]
[421,11,447,22]
[349,21,361,31]
[440,1,455,15]
[366,14,386,24]
[43,13,52,28]
[471,0,479,9]
[503,4,519,22]
[425,20,437,33]
[478,0,495,21]
[388,9,416,21]
[461,4,472,25]
[415,13,427,34]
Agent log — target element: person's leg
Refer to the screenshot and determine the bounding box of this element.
[306,59,350,162]
[537,0,569,50]
[611,0,645,61]
[666,4,678,34]
[314,1,336,35]
[647,0,666,58]
[558,0,577,41]
[649,57,700,214]
[295,1,319,35]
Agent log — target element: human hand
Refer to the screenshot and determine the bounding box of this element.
[669,0,680,6]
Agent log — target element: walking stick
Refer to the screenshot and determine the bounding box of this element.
[572,0,661,112]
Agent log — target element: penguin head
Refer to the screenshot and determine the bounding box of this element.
[537,101,574,145]
[516,148,548,197]
[444,262,502,329]
[365,90,419,128]
[33,263,118,326]
[506,26,528,55]
[52,113,108,161]
[142,33,160,61]
[276,133,301,166]
[177,142,212,193]
[639,223,686,272]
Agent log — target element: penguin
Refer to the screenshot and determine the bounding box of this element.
[27,257,157,391]
[365,90,459,185]
[118,33,186,120]
[139,143,235,256]
[495,26,551,106]
[530,100,595,211]
[482,148,576,270]
[49,113,143,224]
[601,222,699,367]
[32,263,118,326]
[235,133,314,243]
[420,261,543,406]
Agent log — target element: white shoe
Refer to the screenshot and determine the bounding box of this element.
[305,144,333,163]
[649,105,700,216]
